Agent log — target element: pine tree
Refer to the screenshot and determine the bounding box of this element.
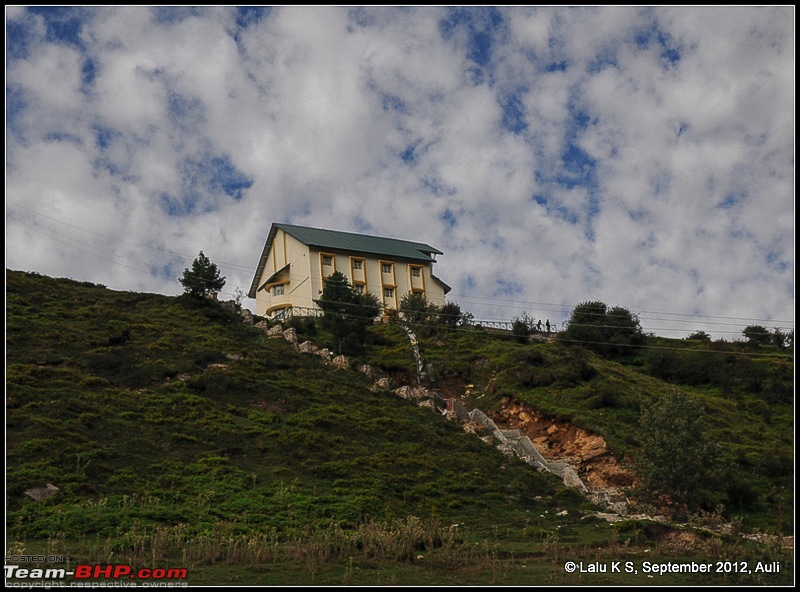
[316,271,380,354]
[179,251,226,299]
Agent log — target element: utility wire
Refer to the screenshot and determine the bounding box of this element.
[8,201,793,331]
[280,305,792,359]
[7,199,255,273]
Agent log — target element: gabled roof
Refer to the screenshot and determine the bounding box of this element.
[249,223,444,298]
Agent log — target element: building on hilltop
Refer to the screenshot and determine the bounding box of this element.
[248,223,451,320]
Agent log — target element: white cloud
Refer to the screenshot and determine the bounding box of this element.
[5,6,794,337]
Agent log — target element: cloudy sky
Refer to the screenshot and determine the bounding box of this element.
[6,6,794,339]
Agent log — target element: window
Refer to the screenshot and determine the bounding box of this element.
[382,263,392,274]
[352,259,363,270]
[411,267,421,278]
[383,287,394,298]
[354,284,365,295]
[322,255,333,266]
[272,284,285,296]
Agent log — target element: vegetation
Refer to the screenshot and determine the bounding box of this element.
[511,311,540,343]
[742,324,771,346]
[398,292,472,336]
[5,270,793,585]
[636,389,721,513]
[560,301,645,357]
[179,251,226,299]
[316,271,381,355]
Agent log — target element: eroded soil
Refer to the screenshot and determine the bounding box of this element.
[490,395,636,493]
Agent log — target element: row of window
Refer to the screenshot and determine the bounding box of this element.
[321,255,420,277]
[270,260,422,299]
[274,282,394,299]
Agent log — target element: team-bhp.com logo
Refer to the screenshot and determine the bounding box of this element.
[6,564,188,581]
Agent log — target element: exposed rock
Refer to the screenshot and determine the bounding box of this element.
[370,377,393,391]
[177,374,192,381]
[283,327,298,343]
[496,443,516,458]
[297,341,317,354]
[254,320,271,333]
[394,386,415,399]
[315,348,332,362]
[469,409,499,432]
[226,353,243,361]
[411,386,429,399]
[332,355,350,369]
[206,363,228,371]
[444,398,471,421]
[561,466,588,492]
[239,308,254,325]
[357,364,373,377]
[462,421,481,434]
[266,324,284,338]
[490,395,635,496]
[25,483,59,501]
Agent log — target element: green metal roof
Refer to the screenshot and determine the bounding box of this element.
[276,223,442,261]
[249,223,445,298]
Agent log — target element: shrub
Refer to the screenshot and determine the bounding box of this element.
[561,301,644,358]
[636,389,721,512]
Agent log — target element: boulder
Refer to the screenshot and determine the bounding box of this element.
[297,341,317,354]
[239,308,254,325]
[25,484,59,501]
[266,324,284,338]
[394,386,415,399]
[370,377,393,391]
[332,355,350,369]
[283,327,298,343]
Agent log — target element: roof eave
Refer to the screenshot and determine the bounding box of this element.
[248,223,280,298]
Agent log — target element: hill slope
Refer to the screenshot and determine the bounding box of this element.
[5,270,793,585]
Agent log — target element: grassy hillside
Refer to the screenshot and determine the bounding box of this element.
[5,270,793,585]
[353,319,793,533]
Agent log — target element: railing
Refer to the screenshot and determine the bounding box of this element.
[271,305,561,335]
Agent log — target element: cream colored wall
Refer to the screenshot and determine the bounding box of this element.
[256,235,447,318]
[255,229,317,317]
[319,253,447,310]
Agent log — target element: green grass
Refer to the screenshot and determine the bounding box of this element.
[5,269,793,585]
[364,313,794,534]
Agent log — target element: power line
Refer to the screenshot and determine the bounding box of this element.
[10,213,245,301]
[457,294,794,327]
[6,199,255,274]
[278,305,792,359]
[8,202,793,331]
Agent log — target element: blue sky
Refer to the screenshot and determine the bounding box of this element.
[5,6,795,338]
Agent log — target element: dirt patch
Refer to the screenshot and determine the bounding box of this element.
[490,395,636,493]
[655,529,701,552]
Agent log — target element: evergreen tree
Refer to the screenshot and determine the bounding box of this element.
[179,251,226,299]
[316,271,381,354]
